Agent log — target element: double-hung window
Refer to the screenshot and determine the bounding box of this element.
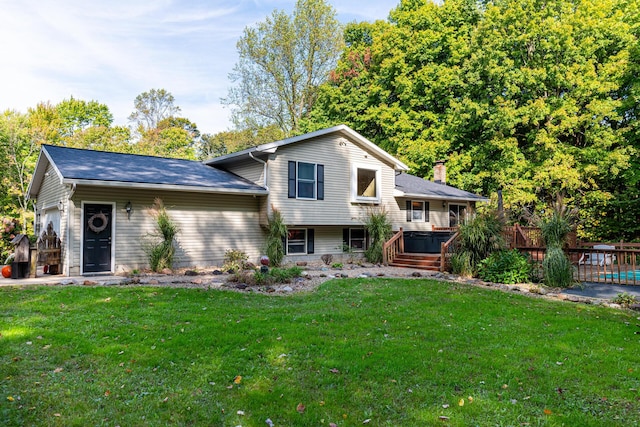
[406,200,429,222]
[352,164,380,203]
[288,161,324,200]
[286,228,315,255]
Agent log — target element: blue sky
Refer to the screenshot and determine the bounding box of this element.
[0,0,400,135]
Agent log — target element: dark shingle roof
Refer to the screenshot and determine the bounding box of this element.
[43,145,266,193]
[395,173,487,202]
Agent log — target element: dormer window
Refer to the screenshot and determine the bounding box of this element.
[352,164,381,203]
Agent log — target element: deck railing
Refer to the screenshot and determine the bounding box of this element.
[440,231,460,272]
[382,227,404,265]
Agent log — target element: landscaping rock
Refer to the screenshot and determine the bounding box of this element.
[185,270,198,276]
[296,261,308,267]
[235,283,248,290]
[629,303,640,311]
[212,270,223,275]
[191,278,203,285]
[411,272,422,277]
[83,280,97,286]
[161,268,173,275]
[282,286,293,292]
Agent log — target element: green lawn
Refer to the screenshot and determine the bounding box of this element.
[1,279,638,426]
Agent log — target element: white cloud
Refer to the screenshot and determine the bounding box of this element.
[0,0,398,134]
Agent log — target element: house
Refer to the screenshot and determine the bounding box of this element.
[27,125,487,276]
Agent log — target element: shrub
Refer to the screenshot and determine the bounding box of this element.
[229,266,303,286]
[223,249,249,273]
[0,217,21,262]
[612,292,637,307]
[143,199,178,272]
[331,262,343,269]
[363,207,392,264]
[265,208,287,267]
[452,210,504,276]
[543,246,574,288]
[321,254,333,265]
[477,249,532,284]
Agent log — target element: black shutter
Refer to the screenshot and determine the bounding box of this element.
[425,202,430,222]
[307,229,314,254]
[406,200,412,222]
[288,161,296,198]
[343,228,349,251]
[317,164,324,200]
[282,235,288,255]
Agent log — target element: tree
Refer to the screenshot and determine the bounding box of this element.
[198,125,286,160]
[0,111,37,230]
[307,0,639,240]
[56,96,113,137]
[128,89,181,131]
[224,0,343,136]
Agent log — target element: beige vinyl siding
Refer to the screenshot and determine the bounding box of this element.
[222,158,265,186]
[282,226,364,264]
[389,198,451,231]
[267,134,399,226]
[35,164,69,271]
[67,187,265,275]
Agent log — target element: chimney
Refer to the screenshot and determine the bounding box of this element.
[433,160,446,185]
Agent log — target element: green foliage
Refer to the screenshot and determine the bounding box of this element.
[543,246,575,288]
[224,0,343,135]
[612,292,638,306]
[128,88,180,131]
[539,201,576,248]
[264,208,287,267]
[477,249,532,284]
[306,0,640,241]
[0,217,21,262]
[362,207,393,264]
[144,199,178,272]
[230,265,302,286]
[331,262,343,269]
[453,210,505,276]
[222,249,250,273]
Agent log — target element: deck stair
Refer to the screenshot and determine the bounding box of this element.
[389,253,441,271]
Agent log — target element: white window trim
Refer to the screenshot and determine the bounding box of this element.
[351,164,381,203]
[411,201,425,222]
[297,162,317,200]
[287,228,308,255]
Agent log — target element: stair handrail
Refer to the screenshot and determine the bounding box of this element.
[440,230,460,272]
[382,227,403,265]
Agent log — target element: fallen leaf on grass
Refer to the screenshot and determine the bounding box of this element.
[439,416,450,421]
[237,410,245,416]
[104,390,111,397]
[363,419,371,424]
[296,403,305,413]
[329,368,340,374]
[7,396,14,402]
[53,367,63,373]
[53,413,61,417]
[458,398,464,406]
[233,375,242,384]
[543,409,553,415]
[329,423,337,427]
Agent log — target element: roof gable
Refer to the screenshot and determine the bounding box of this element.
[29,145,267,198]
[206,125,409,171]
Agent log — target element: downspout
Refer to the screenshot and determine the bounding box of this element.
[248,151,269,190]
[64,183,76,276]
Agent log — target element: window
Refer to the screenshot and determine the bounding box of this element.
[286,228,315,255]
[406,201,429,222]
[352,165,380,202]
[449,204,467,227]
[288,161,324,200]
[349,228,366,250]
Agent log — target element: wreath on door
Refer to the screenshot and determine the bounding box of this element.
[87,212,108,233]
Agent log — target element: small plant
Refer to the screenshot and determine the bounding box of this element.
[229,266,303,286]
[543,246,575,288]
[612,292,637,307]
[321,254,333,265]
[477,249,532,284]
[223,249,249,273]
[362,207,392,264]
[264,208,287,267]
[143,199,178,272]
[331,262,343,269]
[452,210,504,276]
